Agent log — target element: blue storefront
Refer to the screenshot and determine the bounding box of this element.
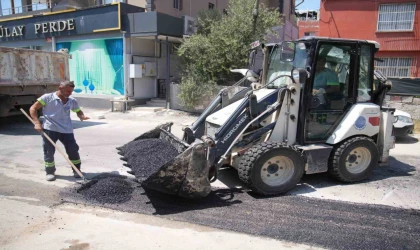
[0,3,185,108]
[0,3,142,97]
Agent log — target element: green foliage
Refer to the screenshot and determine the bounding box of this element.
[196,9,222,36]
[178,68,218,109]
[177,0,282,108]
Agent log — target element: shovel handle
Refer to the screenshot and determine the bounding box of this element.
[20,108,85,179]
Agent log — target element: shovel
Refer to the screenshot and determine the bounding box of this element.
[20,108,90,183]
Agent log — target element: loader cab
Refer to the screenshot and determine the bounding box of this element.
[292,38,378,144]
[261,38,379,144]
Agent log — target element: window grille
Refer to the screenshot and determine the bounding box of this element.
[375,58,413,77]
[377,3,416,31]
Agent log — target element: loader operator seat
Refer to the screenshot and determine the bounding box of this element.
[313,56,341,110]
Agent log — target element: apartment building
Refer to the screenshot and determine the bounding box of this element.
[296,9,319,38]
[0,0,297,107]
[319,0,420,78]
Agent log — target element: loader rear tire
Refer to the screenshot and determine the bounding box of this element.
[328,136,379,182]
[238,142,304,196]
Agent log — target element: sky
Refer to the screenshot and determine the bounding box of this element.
[296,0,320,11]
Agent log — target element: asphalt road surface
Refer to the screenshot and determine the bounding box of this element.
[62,169,420,250]
[1,109,420,250]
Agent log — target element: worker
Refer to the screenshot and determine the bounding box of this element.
[312,56,340,107]
[29,81,90,181]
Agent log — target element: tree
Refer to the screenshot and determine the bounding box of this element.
[196,9,222,36]
[177,0,282,108]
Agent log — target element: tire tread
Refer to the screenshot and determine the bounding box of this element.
[328,136,378,182]
[238,141,303,195]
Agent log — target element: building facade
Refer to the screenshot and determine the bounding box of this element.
[296,9,319,38]
[0,2,144,97]
[261,0,299,42]
[0,0,299,108]
[319,0,420,78]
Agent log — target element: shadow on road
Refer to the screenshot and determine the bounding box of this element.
[0,116,40,135]
[213,156,416,197]
[291,156,416,195]
[72,120,107,129]
[370,156,416,180]
[141,187,243,216]
[0,117,106,136]
[395,135,419,144]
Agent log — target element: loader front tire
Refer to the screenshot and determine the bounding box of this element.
[328,136,379,182]
[238,142,304,196]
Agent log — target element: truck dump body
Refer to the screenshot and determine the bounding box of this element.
[0,47,70,88]
[0,47,70,117]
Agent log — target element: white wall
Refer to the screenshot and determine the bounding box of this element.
[125,37,181,99]
[157,42,180,80]
[126,38,157,99]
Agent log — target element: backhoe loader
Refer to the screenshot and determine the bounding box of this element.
[118,37,395,199]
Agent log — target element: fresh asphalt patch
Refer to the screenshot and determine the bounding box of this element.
[77,175,134,204]
[61,174,420,250]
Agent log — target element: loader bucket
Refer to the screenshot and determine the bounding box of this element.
[117,123,212,199]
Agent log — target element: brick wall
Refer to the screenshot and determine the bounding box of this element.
[297,20,319,38]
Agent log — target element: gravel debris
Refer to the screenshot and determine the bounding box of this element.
[77,175,134,204]
[121,138,179,180]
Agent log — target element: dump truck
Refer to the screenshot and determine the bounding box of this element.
[0,47,70,118]
[119,37,396,199]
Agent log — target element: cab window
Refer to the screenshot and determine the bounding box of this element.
[357,45,373,102]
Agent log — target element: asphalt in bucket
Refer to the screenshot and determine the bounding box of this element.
[120,138,179,180]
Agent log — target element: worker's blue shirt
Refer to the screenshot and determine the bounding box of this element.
[37,92,80,134]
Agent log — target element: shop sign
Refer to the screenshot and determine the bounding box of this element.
[0,19,75,38]
[0,25,24,37]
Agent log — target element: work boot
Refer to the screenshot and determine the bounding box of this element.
[46,174,56,181]
[73,172,82,179]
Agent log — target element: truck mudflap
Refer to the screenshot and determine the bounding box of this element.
[116,123,212,199]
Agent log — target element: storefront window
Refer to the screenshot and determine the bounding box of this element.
[57,38,124,95]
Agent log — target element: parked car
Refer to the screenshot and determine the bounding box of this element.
[393,109,414,137]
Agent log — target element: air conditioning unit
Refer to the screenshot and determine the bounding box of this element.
[182,15,197,36]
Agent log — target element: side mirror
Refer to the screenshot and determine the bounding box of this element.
[249,50,256,67]
[280,42,295,62]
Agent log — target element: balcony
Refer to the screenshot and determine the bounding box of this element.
[0,0,123,19]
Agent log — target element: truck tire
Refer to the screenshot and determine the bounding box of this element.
[328,136,379,182]
[238,142,304,195]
